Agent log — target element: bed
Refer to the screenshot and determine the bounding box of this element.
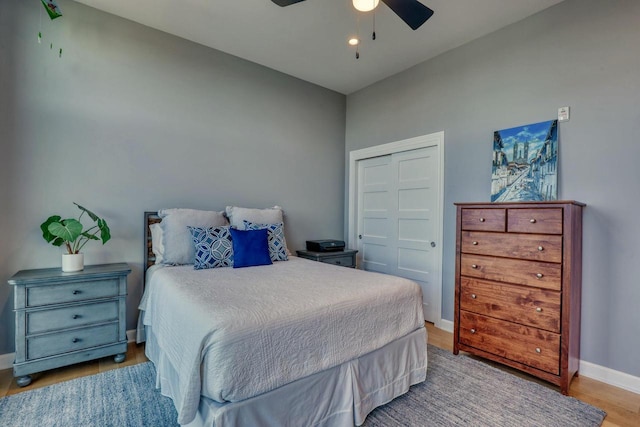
[138,209,428,426]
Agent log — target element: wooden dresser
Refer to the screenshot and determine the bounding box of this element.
[8,263,130,387]
[453,201,584,394]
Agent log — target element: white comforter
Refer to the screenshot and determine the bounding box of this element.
[139,256,425,424]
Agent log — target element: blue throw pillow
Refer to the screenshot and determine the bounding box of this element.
[243,220,288,262]
[188,226,234,270]
[229,228,272,268]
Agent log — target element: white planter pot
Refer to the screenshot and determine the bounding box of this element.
[62,253,84,272]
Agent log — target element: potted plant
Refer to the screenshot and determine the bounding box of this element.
[40,202,111,272]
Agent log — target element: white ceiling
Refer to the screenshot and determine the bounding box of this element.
[73,0,565,94]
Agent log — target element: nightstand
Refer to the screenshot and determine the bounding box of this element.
[8,263,131,387]
[296,249,358,268]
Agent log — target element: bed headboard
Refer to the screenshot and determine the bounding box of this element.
[144,211,161,275]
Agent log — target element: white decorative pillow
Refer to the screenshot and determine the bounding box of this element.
[188,226,234,269]
[225,206,290,255]
[243,220,288,262]
[149,223,164,264]
[158,208,229,265]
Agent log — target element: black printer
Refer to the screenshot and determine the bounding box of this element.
[306,239,346,252]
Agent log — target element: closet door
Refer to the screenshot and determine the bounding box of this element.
[356,146,440,322]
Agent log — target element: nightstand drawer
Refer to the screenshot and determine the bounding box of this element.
[321,255,355,267]
[27,323,120,360]
[26,300,120,335]
[296,249,358,268]
[26,279,119,307]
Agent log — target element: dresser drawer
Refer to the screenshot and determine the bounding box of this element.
[507,208,563,234]
[26,323,120,360]
[461,231,562,263]
[26,300,120,335]
[26,279,119,307]
[461,208,506,232]
[460,277,561,332]
[459,311,560,375]
[461,254,561,291]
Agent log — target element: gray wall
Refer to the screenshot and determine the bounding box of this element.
[0,0,346,355]
[346,0,640,376]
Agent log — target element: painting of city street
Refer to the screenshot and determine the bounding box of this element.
[491,120,558,202]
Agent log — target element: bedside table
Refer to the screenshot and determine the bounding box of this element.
[296,249,358,268]
[8,263,131,387]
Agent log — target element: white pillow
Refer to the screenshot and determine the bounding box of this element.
[158,208,229,265]
[149,223,164,264]
[225,206,290,255]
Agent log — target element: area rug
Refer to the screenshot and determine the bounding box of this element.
[0,345,605,427]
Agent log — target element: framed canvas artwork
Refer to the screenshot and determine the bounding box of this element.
[491,120,558,202]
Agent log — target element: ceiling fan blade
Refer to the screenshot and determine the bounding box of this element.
[381,0,434,30]
[271,0,306,6]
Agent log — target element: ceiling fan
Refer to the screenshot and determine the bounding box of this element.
[271,0,434,31]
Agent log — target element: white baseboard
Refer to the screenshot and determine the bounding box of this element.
[0,329,138,371]
[579,359,640,395]
[437,318,454,333]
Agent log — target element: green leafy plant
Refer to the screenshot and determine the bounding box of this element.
[40,203,111,254]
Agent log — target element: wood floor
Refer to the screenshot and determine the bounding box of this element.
[1,323,639,426]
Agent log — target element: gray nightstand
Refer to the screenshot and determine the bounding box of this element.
[296,249,358,268]
[8,263,131,387]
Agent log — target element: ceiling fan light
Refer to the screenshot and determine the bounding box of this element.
[353,0,379,12]
[348,37,359,46]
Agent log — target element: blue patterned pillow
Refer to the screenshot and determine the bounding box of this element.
[243,220,288,262]
[188,226,234,270]
[229,228,272,268]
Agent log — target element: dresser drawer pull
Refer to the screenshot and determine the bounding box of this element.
[72,338,81,343]
[471,264,478,269]
[471,294,477,299]
[72,290,81,295]
[536,307,543,312]
[536,273,544,279]
[535,347,541,353]
[530,218,537,223]
[335,261,342,265]
[479,218,485,222]
[537,246,544,251]
[472,241,478,245]
[470,328,476,334]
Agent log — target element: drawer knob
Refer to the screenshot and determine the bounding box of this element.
[72,338,80,343]
[470,328,476,334]
[335,261,341,265]
[536,273,544,279]
[471,294,477,299]
[471,264,478,269]
[472,241,478,245]
[479,218,485,222]
[72,290,81,295]
[536,307,543,313]
[537,246,544,251]
[72,314,80,319]
[535,347,541,353]
[530,218,537,223]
